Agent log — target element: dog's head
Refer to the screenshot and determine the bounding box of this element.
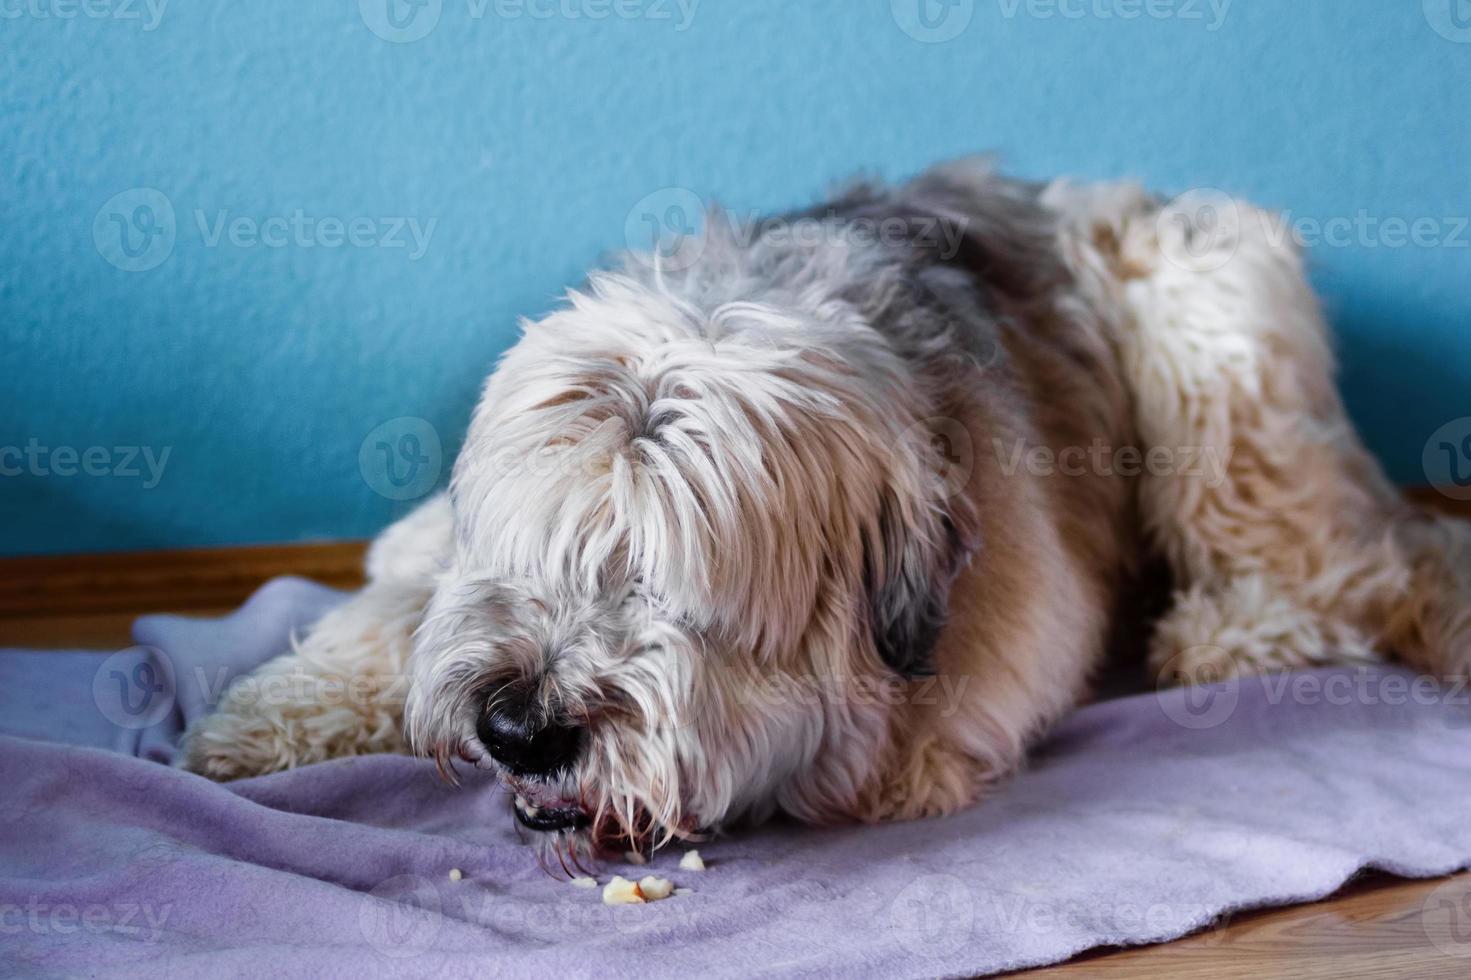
[403,266,973,857]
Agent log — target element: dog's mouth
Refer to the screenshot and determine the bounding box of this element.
[512,791,589,832]
[501,768,592,834]
[448,739,667,854]
[505,772,667,859]
[444,738,593,832]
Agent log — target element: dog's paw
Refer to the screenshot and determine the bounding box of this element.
[176,711,300,781]
[171,634,414,780]
[854,733,995,823]
[175,665,408,780]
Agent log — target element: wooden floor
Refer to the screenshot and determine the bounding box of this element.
[1015,874,1471,978]
[1,535,1468,976]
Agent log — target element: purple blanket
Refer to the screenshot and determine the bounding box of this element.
[4,578,1471,978]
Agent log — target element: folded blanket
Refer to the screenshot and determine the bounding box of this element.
[3,578,1470,978]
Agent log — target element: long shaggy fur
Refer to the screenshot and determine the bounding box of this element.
[180,160,1471,859]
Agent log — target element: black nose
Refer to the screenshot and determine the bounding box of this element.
[476,697,583,778]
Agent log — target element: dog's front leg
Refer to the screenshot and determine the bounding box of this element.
[177,580,429,779]
[178,496,451,780]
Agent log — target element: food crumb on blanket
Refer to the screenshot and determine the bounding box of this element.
[570,876,598,889]
[448,868,463,881]
[602,876,643,905]
[639,876,674,900]
[602,875,676,905]
[679,850,705,871]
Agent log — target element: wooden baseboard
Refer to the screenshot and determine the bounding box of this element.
[1404,486,1471,514]
[0,540,368,620]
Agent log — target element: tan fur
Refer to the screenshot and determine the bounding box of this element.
[180,169,1471,856]
[1096,189,1469,686]
[854,180,1471,820]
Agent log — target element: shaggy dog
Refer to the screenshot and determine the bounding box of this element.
[180,161,1471,861]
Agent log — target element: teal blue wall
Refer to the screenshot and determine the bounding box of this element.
[4,0,1469,555]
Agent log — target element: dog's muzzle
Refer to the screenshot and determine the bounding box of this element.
[475,691,590,832]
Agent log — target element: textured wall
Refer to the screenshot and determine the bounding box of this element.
[3,0,1469,555]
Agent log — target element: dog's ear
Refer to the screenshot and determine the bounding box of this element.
[864,499,973,679]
